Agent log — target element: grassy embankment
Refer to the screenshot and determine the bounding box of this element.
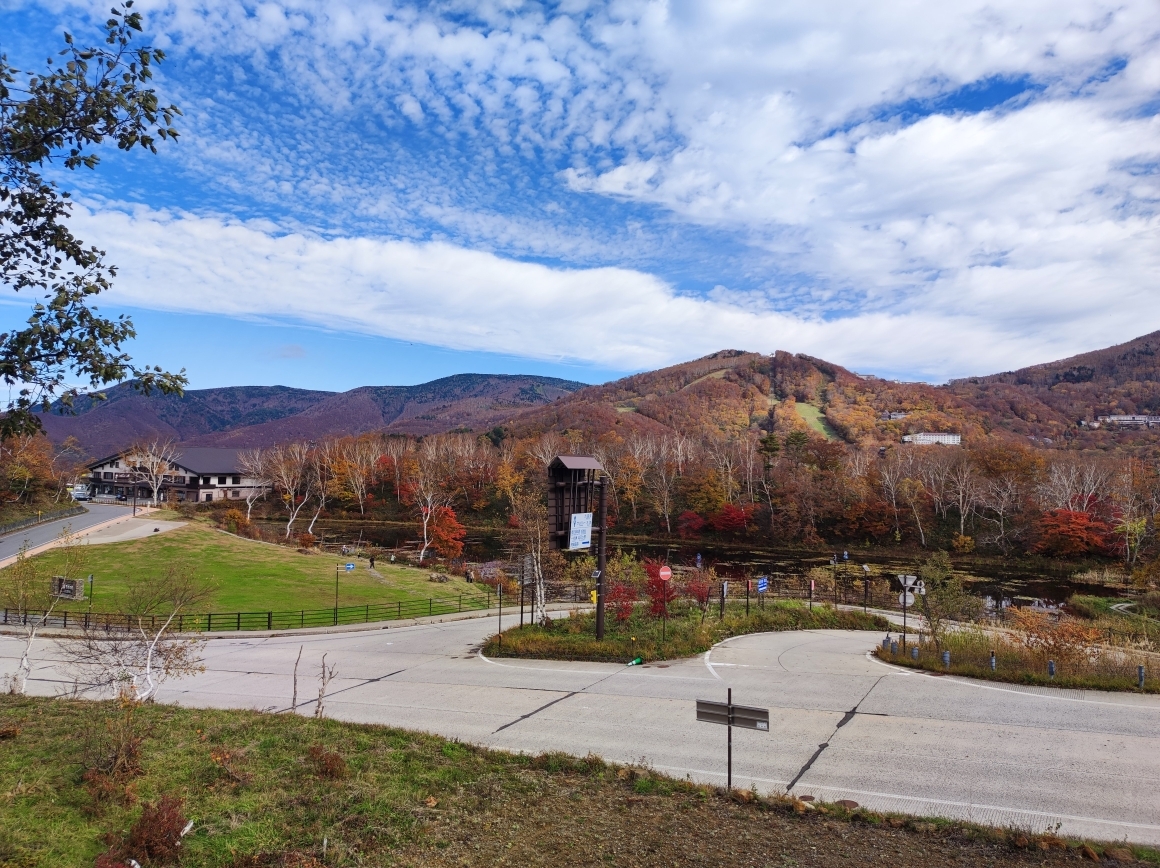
[484,600,889,663]
[4,522,487,614]
[0,696,1153,867]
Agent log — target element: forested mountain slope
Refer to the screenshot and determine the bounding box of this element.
[40,374,583,456]
[37,332,1160,457]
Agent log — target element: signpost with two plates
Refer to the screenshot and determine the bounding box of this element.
[897,574,925,649]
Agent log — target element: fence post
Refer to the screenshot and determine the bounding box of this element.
[300,610,304,628]
[208,613,213,632]
[398,601,401,619]
[268,611,272,630]
[365,604,369,623]
[459,594,462,613]
[236,613,241,631]
[429,598,433,617]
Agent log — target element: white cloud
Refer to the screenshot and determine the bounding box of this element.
[74,204,1158,380]
[26,0,1160,380]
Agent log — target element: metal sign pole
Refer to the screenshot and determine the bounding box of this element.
[902,585,908,651]
[498,583,503,650]
[334,565,339,626]
[596,477,607,640]
[663,589,672,645]
[663,580,668,643]
[696,694,769,793]
[727,687,733,792]
[745,580,750,617]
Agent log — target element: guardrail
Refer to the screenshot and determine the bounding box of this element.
[1,591,498,634]
[0,505,86,538]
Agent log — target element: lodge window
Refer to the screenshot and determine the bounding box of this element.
[218,475,227,485]
[232,476,241,485]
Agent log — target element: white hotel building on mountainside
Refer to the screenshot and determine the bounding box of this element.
[86,447,270,504]
[901,432,962,446]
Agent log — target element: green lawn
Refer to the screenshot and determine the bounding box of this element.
[7,523,488,615]
[794,402,838,439]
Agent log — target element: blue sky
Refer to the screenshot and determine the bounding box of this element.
[2,0,1158,392]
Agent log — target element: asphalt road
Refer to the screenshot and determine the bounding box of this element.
[0,503,131,562]
[7,619,1159,844]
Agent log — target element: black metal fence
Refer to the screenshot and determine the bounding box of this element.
[1,590,497,635]
[0,505,86,538]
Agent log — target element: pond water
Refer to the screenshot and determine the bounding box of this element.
[265,520,1126,606]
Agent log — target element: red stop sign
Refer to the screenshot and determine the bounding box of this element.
[659,566,672,581]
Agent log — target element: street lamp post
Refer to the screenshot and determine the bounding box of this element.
[595,477,607,640]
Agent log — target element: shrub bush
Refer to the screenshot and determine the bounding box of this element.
[307,744,348,780]
[96,795,189,866]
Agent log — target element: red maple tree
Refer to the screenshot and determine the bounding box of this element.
[1032,509,1111,557]
[709,504,751,534]
[676,510,705,538]
[642,558,678,617]
[607,581,637,623]
[430,506,467,559]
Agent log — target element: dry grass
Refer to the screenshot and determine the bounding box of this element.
[878,624,1160,692]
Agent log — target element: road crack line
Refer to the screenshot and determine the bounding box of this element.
[787,675,884,792]
[493,691,578,732]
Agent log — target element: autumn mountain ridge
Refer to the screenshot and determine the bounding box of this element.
[40,330,1160,457]
[40,374,583,458]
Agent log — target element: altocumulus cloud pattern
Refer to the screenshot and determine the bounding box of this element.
[4,0,1159,382]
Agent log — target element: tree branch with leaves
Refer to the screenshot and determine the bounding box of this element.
[0,2,185,440]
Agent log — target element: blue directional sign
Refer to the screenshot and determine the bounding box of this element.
[345,563,356,571]
[756,577,769,593]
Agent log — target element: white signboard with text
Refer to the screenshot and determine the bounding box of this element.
[568,512,593,550]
